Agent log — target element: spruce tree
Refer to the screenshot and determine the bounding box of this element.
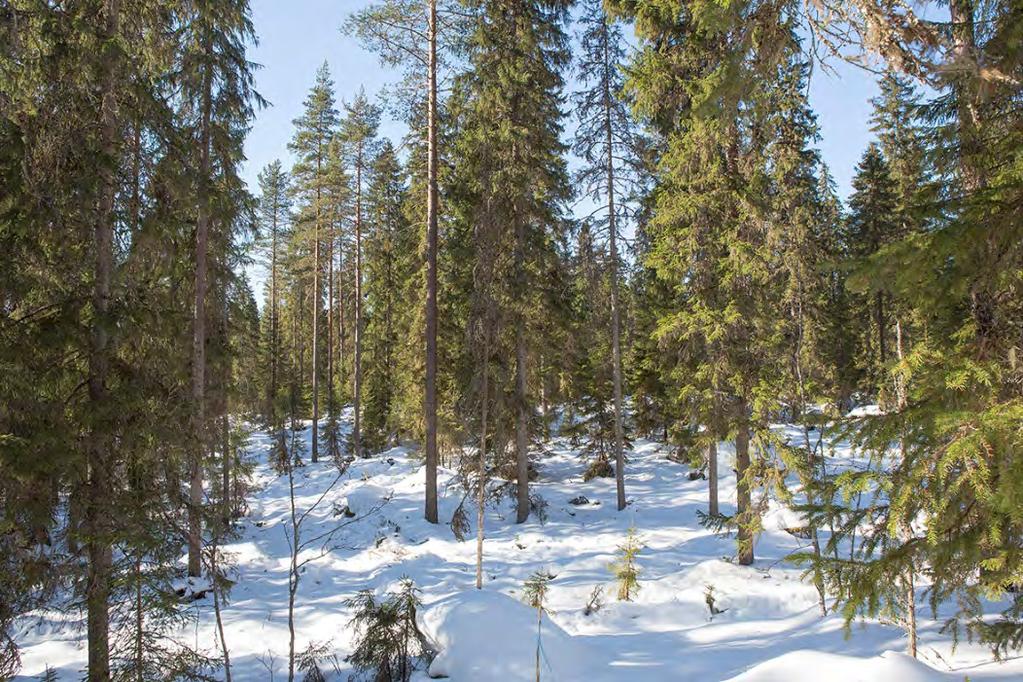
[451,0,572,524]
[846,144,899,400]
[362,142,415,451]
[257,160,292,462]
[571,0,646,511]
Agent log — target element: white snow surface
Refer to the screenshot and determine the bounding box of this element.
[726,650,952,681]
[12,409,1023,680]
[420,590,597,680]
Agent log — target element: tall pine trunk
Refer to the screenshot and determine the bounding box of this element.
[270,200,280,442]
[311,143,321,463]
[327,213,335,434]
[86,1,120,675]
[354,149,364,457]
[188,26,214,578]
[424,0,440,524]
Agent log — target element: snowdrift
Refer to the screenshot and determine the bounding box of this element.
[726,649,951,681]
[419,590,600,680]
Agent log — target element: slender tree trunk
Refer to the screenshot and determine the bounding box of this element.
[893,318,917,656]
[476,349,489,590]
[211,528,232,682]
[424,0,440,524]
[221,408,231,524]
[86,5,120,677]
[341,241,349,400]
[602,20,626,512]
[354,150,364,457]
[129,118,142,238]
[876,291,886,369]
[735,410,753,566]
[286,448,300,682]
[270,202,280,443]
[311,143,321,463]
[134,554,143,681]
[707,439,719,516]
[188,26,214,579]
[327,215,335,437]
[515,327,529,523]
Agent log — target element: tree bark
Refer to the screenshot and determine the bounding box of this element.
[707,439,719,516]
[424,0,440,524]
[188,20,214,579]
[735,412,753,566]
[270,194,280,442]
[601,16,626,512]
[353,146,364,457]
[475,351,489,590]
[86,2,120,676]
[327,207,335,443]
[311,138,321,463]
[515,327,529,523]
[893,318,917,656]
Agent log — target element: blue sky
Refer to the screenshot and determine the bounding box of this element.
[242,0,880,207]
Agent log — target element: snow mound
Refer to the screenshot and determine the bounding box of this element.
[726,650,951,681]
[419,590,599,680]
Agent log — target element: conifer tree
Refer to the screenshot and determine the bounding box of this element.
[451,0,572,524]
[571,0,646,511]
[846,144,899,399]
[363,142,415,451]
[345,0,472,524]
[289,63,339,464]
[322,134,352,462]
[257,161,292,461]
[340,90,382,458]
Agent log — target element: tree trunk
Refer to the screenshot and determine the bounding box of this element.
[327,210,335,438]
[515,327,529,524]
[876,291,886,370]
[86,3,120,677]
[602,18,626,512]
[188,24,214,579]
[354,149,364,457]
[735,412,753,566]
[424,0,440,524]
[475,351,489,590]
[707,439,719,516]
[270,198,280,442]
[894,318,917,656]
[311,141,321,463]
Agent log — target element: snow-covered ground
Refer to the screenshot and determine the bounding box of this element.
[13,412,1023,680]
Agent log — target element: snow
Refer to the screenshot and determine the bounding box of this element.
[726,650,951,681]
[11,409,1023,680]
[420,590,597,680]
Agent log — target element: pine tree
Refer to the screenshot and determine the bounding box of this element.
[289,62,339,464]
[340,90,382,459]
[321,134,352,463]
[345,0,474,523]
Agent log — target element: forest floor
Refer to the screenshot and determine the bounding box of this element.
[13,409,1023,680]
